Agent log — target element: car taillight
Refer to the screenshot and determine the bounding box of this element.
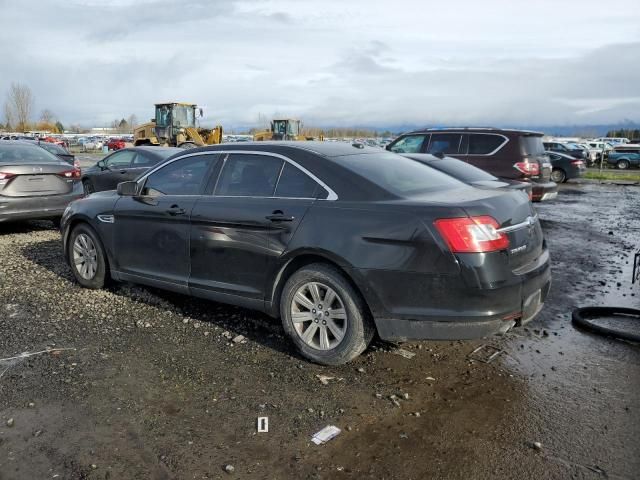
[434,216,509,253]
[571,160,583,166]
[514,161,540,176]
[0,172,17,181]
[57,168,81,179]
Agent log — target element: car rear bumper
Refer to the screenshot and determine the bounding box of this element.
[0,187,82,222]
[530,181,558,202]
[356,249,552,342]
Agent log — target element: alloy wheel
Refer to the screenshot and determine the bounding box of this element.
[291,282,347,350]
[73,233,98,280]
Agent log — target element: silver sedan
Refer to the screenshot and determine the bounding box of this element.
[0,142,83,224]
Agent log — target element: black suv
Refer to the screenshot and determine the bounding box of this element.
[387,128,557,201]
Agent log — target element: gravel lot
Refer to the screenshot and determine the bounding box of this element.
[0,182,638,479]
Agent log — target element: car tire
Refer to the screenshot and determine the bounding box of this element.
[617,160,630,170]
[68,223,109,289]
[280,263,375,365]
[550,168,566,183]
[83,179,95,195]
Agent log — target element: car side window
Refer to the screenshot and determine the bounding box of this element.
[468,134,505,155]
[275,163,323,198]
[389,135,427,153]
[105,150,136,167]
[426,134,462,155]
[215,154,283,197]
[132,152,158,167]
[141,155,212,196]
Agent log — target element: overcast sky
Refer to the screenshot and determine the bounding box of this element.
[1,0,639,129]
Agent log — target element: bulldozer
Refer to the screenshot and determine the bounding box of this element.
[253,119,315,141]
[133,102,223,148]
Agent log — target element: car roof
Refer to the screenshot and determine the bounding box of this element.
[546,150,575,159]
[403,127,544,136]
[131,146,183,157]
[187,141,384,158]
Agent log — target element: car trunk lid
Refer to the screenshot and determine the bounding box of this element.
[0,163,77,197]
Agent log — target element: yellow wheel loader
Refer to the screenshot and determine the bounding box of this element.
[253,119,315,141]
[133,103,223,148]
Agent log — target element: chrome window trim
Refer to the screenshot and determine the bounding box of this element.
[464,133,509,156]
[138,150,338,200]
[496,214,538,234]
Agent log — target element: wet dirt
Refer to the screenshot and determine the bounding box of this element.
[0,182,638,479]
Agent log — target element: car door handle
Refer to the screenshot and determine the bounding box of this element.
[166,205,186,216]
[266,213,294,222]
[119,170,127,174]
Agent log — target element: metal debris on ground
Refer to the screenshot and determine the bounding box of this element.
[392,348,416,359]
[468,344,503,363]
[311,425,341,445]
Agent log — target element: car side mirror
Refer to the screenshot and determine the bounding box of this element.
[117,181,138,196]
[385,144,391,151]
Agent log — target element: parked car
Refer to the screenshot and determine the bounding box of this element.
[593,137,629,145]
[386,128,557,202]
[546,151,586,182]
[543,141,587,160]
[61,142,551,365]
[402,153,534,200]
[36,141,77,167]
[607,145,640,169]
[107,138,125,151]
[81,146,182,194]
[0,141,82,224]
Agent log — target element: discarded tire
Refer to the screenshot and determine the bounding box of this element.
[572,307,640,343]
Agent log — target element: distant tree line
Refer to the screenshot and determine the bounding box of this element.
[605,129,640,140]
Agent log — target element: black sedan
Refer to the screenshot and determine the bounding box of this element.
[61,142,551,365]
[37,142,77,166]
[402,153,534,200]
[547,151,586,183]
[81,146,181,194]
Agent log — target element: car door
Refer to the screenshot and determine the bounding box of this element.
[464,133,509,176]
[93,150,136,191]
[112,153,216,292]
[189,152,319,307]
[425,133,463,158]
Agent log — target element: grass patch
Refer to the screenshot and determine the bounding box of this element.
[583,171,640,182]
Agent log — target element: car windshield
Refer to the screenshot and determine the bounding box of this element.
[337,152,465,197]
[0,144,62,164]
[519,135,546,156]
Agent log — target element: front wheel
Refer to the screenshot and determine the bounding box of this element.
[617,160,630,170]
[280,263,375,365]
[550,168,566,183]
[68,224,108,289]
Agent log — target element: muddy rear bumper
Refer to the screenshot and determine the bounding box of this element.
[368,250,552,342]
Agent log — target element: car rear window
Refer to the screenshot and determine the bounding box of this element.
[519,136,546,156]
[337,152,465,197]
[0,144,61,164]
[427,157,497,182]
[38,143,68,155]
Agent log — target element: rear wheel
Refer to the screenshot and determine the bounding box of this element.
[550,168,566,183]
[68,224,108,289]
[82,179,95,195]
[617,159,630,170]
[280,263,375,365]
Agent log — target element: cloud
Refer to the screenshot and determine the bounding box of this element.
[0,0,639,129]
